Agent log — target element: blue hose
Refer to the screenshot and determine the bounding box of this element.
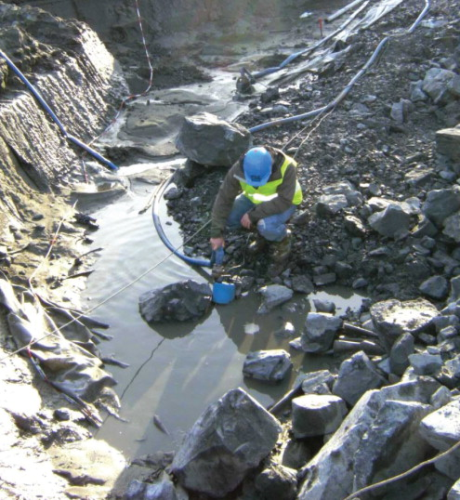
[152,179,211,268]
[0,49,118,172]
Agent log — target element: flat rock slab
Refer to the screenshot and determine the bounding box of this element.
[370,298,439,340]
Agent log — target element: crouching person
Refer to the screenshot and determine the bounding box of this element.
[209,146,303,277]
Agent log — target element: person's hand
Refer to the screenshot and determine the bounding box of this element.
[240,213,252,229]
[210,237,224,250]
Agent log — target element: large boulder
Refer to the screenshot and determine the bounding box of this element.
[171,388,281,497]
[139,280,212,323]
[370,298,439,342]
[175,112,251,167]
[297,379,438,500]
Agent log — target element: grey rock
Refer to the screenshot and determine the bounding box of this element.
[405,165,435,186]
[438,325,458,341]
[352,277,369,289]
[291,275,314,294]
[301,369,336,394]
[143,473,180,500]
[243,350,292,383]
[313,299,336,314]
[280,439,311,470]
[410,80,428,102]
[301,312,342,353]
[437,354,460,388]
[125,480,145,500]
[450,276,460,302]
[431,386,452,410]
[255,464,297,500]
[171,388,281,498]
[409,353,443,375]
[448,75,460,98]
[175,112,250,167]
[315,194,348,217]
[443,211,460,243]
[163,183,182,200]
[422,186,460,227]
[422,68,456,103]
[390,333,414,376]
[419,275,449,300]
[420,399,460,451]
[332,351,386,406]
[292,394,347,438]
[370,298,438,341]
[344,215,367,236]
[433,315,460,333]
[449,480,460,500]
[323,181,363,205]
[139,280,212,323]
[298,383,433,500]
[258,285,293,314]
[368,204,411,238]
[313,273,337,286]
[391,99,413,123]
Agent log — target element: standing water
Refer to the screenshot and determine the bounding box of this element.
[81,1,366,460]
[84,188,365,459]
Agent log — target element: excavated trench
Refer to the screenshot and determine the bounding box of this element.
[5,0,454,497]
[70,0,368,458]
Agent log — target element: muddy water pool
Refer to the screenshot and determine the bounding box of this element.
[82,0,363,459]
[83,185,365,459]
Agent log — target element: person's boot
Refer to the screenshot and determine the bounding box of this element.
[247,233,267,256]
[267,230,292,277]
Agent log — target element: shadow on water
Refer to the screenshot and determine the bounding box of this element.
[83,187,366,460]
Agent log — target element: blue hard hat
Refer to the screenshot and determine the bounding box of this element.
[242,147,273,187]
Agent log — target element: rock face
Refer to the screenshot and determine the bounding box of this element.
[175,112,251,167]
[0,4,126,192]
[171,388,282,497]
[139,280,212,322]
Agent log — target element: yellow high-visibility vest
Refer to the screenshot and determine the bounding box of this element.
[239,156,303,205]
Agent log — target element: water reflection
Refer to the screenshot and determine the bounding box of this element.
[84,189,366,459]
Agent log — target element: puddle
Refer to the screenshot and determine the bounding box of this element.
[82,0,367,459]
[84,188,365,459]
